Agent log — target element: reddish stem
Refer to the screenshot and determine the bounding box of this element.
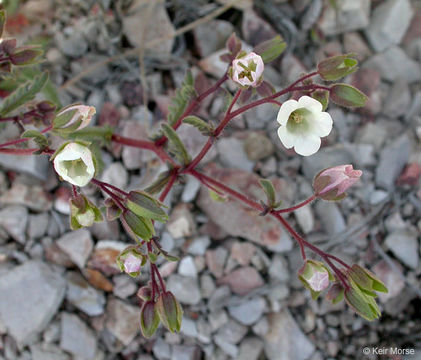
[152,264,166,292]
[0,125,53,149]
[154,74,228,147]
[94,178,129,197]
[91,178,126,210]
[159,172,178,202]
[274,195,316,214]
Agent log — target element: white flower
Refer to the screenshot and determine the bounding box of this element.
[53,142,95,187]
[123,253,142,274]
[277,96,333,156]
[232,52,264,87]
[57,104,96,130]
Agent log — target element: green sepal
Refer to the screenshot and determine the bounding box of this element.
[21,129,49,149]
[126,190,168,223]
[317,54,358,81]
[121,210,155,241]
[63,126,113,145]
[144,171,172,195]
[330,84,368,108]
[156,291,183,333]
[140,301,160,338]
[311,90,329,111]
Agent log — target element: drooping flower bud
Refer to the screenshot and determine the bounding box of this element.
[116,246,145,277]
[298,260,332,299]
[156,291,183,333]
[140,301,160,338]
[70,194,103,230]
[52,142,96,187]
[313,164,362,201]
[54,104,96,132]
[230,52,264,88]
[104,198,122,221]
[348,264,388,294]
[137,286,152,301]
[317,54,358,81]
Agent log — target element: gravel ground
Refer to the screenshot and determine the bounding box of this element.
[0,0,420,359]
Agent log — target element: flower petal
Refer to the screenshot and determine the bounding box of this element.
[298,95,323,113]
[277,125,295,149]
[293,134,321,156]
[311,111,333,137]
[277,99,298,126]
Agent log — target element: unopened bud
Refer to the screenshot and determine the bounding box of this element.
[140,301,160,338]
[298,260,332,299]
[156,291,183,333]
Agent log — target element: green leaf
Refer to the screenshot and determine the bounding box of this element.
[121,211,155,241]
[345,283,381,321]
[167,70,195,126]
[0,71,49,116]
[254,35,287,63]
[144,171,172,195]
[60,125,113,145]
[126,190,168,223]
[21,129,49,149]
[330,84,368,108]
[318,54,358,81]
[259,179,276,207]
[161,123,190,165]
[10,47,44,66]
[183,115,213,136]
[0,10,5,38]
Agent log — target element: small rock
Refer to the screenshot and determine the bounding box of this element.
[375,135,411,190]
[208,285,231,311]
[397,163,421,186]
[180,317,198,338]
[181,176,201,203]
[166,203,196,239]
[198,49,229,79]
[66,272,106,316]
[383,79,411,118]
[167,275,201,305]
[365,0,414,52]
[263,310,315,360]
[30,343,70,360]
[88,240,130,276]
[244,103,278,130]
[228,297,266,325]
[301,146,353,179]
[105,298,139,345]
[372,260,405,303]
[209,310,228,331]
[294,206,315,234]
[0,183,52,211]
[187,236,210,256]
[218,267,264,295]
[178,256,198,278]
[230,242,256,266]
[214,335,238,358]
[319,0,371,35]
[343,32,372,61]
[121,119,153,170]
[101,162,128,190]
[0,206,28,244]
[113,274,137,299]
[193,20,234,57]
[385,230,419,269]
[350,68,381,115]
[27,213,49,239]
[237,337,264,360]
[355,122,388,150]
[153,337,171,360]
[205,247,228,278]
[0,261,65,346]
[200,274,216,299]
[56,229,94,269]
[60,313,97,359]
[217,137,254,172]
[315,201,346,236]
[215,319,248,344]
[171,345,201,360]
[56,30,88,58]
[364,46,421,83]
[123,0,175,53]
[244,132,274,161]
[0,154,50,181]
[83,268,114,292]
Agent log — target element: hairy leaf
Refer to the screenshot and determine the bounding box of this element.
[167,70,195,126]
[183,115,213,136]
[161,123,190,165]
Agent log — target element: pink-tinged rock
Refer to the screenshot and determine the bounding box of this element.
[230,242,256,266]
[372,260,405,303]
[197,164,294,249]
[98,102,121,128]
[205,247,228,278]
[88,240,131,276]
[403,8,421,44]
[397,163,421,186]
[199,219,228,240]
[177,125,217,164]
[218,267,263,295]
[350,68,381,115]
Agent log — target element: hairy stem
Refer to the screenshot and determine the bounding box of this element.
[274,195,316,214]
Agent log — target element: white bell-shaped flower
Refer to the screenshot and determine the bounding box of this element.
[53,142,95,187]
[277,96,333,156]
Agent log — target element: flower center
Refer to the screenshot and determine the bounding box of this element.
[238,60,257,82]
[286,108,312,133]
[63,158,88,179]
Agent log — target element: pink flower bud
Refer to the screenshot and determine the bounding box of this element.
[56,104,96,131]
[231,52,264,88]
[123,253,142,274]
[313,165,362,201]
